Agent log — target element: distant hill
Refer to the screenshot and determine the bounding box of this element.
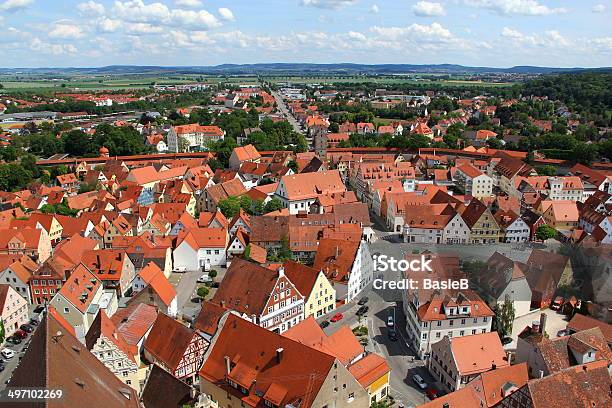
[0,63,610,76]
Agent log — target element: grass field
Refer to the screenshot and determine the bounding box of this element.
[0,73,512,93]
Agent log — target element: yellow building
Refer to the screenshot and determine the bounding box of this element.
[283,260,336,319]
[461,199,502,244]
[348,354,391,404]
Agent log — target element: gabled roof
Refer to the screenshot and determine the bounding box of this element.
[8,314,139,408]
[141,364,196,408]
[280,170,345,201]
[144,313,200,372]
[281,261,321,298]
[193,300,229,337]
[566,313,612,344]
[179,227,227,249]
[85,311,137,363]
[313,238,360,283]
[466,362,528,407]
[347,353,391,388]
[199,314,336,408]
[58,264,102,314]
[111,303,158,346]
[211,258,286,316]
[233,144,261,162]
[138,262,176,306]
[445,332,509,376]
[283,316,364,365]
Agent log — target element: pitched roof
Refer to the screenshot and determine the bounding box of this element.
[283,317,364,366]
[280,170,345,201]
[85,311,137,363]
[233,144,261,162]
[313,238,360,283]
[199,314,336,408]
[141,364,196,408]
[347,353,391,388]
[111,303,158,346]
[211,258,284,315]
[418,386,481,408]
[466,362,528,407]
[179,227,227,249]
[566,313,612,344]
[137,262,176,306]
[281,260,321,298]
[144,313,199,371]
[525,361,611,408]
[58,264,102,314]
[8,314,139,408]
[447,332,509,376]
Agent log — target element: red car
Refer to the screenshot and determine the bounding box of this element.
[426,387,439,400]
[330,313,344,322]
[14,330,28,339]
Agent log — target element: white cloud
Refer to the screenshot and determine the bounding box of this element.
[592,4,606,13]
[48,22,84,39]
[174,0,202,8]
[0,0,33,12]
[112,1,221,29]
[300,0,357,9]
[462,0,567,16]
[371,22,453,41]
[126,23,163,34]
[501,27,523,39]
[77,1,105,16]
[500,27,570,48]
[348,30,367,41]
[413,1,445,17]
[97,17,122,33]
[218,7,235,22]
[370,4,379,13]
[29,38,78,55]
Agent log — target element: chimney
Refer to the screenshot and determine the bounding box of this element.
[538,369,544,378]
[531,320,540,334]
[276,347,284,364]
[224,356,231,376]
[491,362,496,370]
[221,300,225,308]
[539,312,547,334]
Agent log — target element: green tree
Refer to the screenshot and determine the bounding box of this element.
[536,224,557,241]
[494,295,515,339]
[208,270,217,282]
[0,319,4,344]
[218,196,241,218]
[197,286,209,300]
[535,165,557,176]
[61,130,91,157]
[263,197,284,214]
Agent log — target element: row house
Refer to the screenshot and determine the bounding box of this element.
[493,155,535,194]
[0,255,38,303]
[568,163,611,199]
[349,161,415,202]
[0,284,29,336]
[403,204,470,245]
[541,201,579,231]
[127,262,178,318]
[212,258,305,334]
[454,164,493,199]
[167,124,225,153]
[275,170,346,214]
[143,313,208,385]
[313,238,373,303]
[402,253,494,358]
[173,227,228,271]
[579,208,612,243]
[199,314,369,408]
[494,209,530,243]
[282,260,336,319]
[81,249,137,297]
[85,312,142,393]
[49,264,118,342]
[429,332,509,392]
[460,198,502,244]
[0,228,52,262]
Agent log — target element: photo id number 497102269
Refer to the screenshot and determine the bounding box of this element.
[0,388,64,402]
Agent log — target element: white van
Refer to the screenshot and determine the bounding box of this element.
[1,348,15,359]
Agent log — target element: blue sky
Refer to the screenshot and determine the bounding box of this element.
[0,0,610,68]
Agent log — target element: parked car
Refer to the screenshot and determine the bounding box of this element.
[501,337,513,345]
[319,320,330,329]
[356,306,369,316]
[29,318,39,326]
[13,330,28,339]
[330,313,344,322]
[173,266,187,273]
[358,297,369,305]
[426,387,439,400]
[6,336,21,345]
[388,328,398,341]
[196,274,211,283]
[557,329,568,337]
[387,315,394,327]
[551,296,564,311]
[20,324,33,333]
[1,349,15,359]
[412,374,428,390]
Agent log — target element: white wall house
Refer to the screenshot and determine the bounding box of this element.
[346,241,374,303]
[443,213,470,244]
[173,228,228,271]
[503,217,531,243]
